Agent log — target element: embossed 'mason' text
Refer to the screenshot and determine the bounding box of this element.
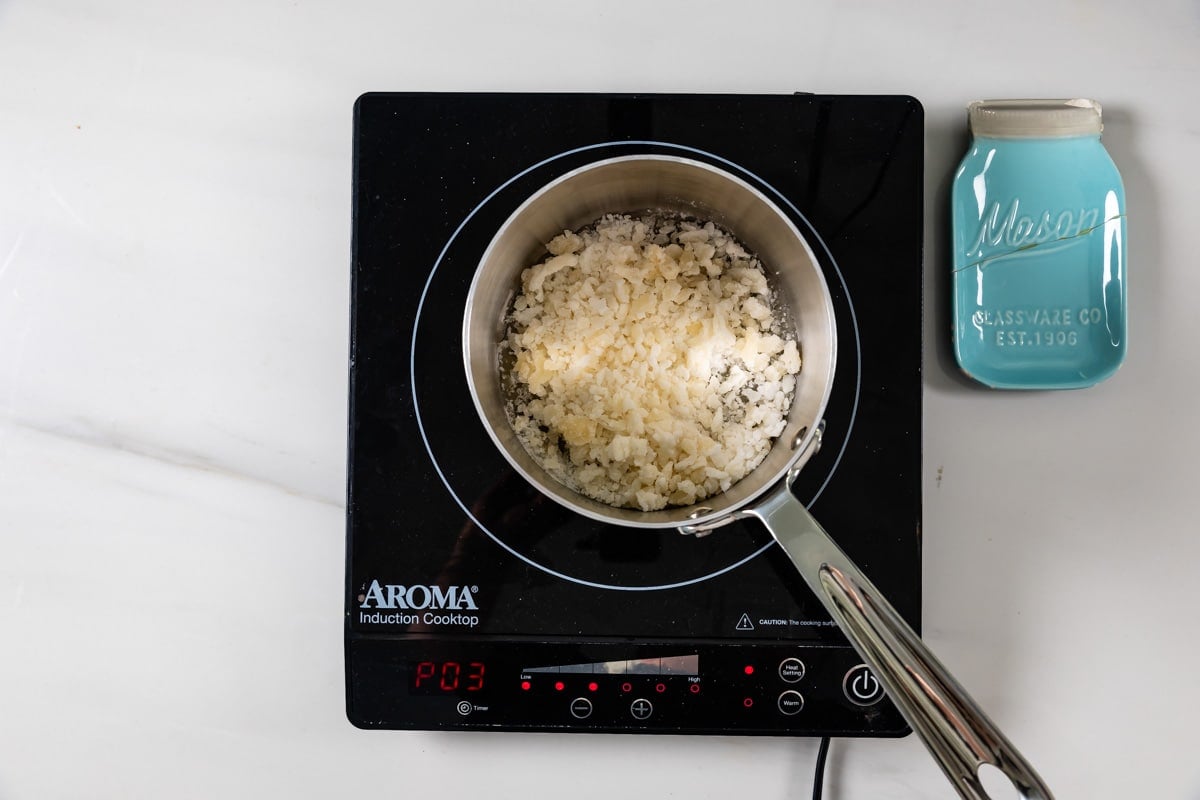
[968,199,1100,261]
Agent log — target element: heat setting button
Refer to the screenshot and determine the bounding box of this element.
[630,698,654,721]
[777,690,804,716]
[843,664,885,706]
[778,657,805,683]
[569,697,593,719]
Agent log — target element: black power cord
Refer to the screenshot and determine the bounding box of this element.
[812,737,832,800]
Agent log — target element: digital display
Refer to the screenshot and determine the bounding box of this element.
[411,661,485,694]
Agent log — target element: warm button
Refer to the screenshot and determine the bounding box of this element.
[843,664,885,706]
[777,690,804,716]
[569,697,593,719]
[778,657,805,683]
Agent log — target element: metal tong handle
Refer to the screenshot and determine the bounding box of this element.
[743,484,1053,800]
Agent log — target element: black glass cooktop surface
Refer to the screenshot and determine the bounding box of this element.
[346,93,923,736]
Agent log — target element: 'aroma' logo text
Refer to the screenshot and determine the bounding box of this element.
[359,580,479,611]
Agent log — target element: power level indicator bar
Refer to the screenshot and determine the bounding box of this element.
[522,654,698,676]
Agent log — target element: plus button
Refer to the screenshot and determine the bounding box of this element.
[629,698,654,720]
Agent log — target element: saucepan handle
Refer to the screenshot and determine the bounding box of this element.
[743,484,1053,800]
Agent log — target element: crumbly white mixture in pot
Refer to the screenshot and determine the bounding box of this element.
[503,213,802,511]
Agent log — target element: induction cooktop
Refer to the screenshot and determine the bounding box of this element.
[345,92,923,736]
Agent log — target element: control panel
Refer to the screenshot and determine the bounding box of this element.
[347,638,908,736]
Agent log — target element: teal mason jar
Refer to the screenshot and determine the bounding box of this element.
[951,99,1127,389]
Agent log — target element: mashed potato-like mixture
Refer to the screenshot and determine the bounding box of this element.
[504,213,802,512]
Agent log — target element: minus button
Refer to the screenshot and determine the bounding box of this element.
[569,697,593,719]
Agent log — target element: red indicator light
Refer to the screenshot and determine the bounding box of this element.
[743,697,754,708]
[655,682,666,694]
[588,682,599,692]
[520,680,531,691]
[554,681,565,691]
[743,665,755,676]
[621,682,632,693]
[689,684,701,694]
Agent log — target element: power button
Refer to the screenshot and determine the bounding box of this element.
[842,664,885,706]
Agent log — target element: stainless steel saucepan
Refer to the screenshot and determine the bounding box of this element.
[463,154,1052,800]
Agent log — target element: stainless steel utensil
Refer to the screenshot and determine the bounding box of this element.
[463,154,1053,800]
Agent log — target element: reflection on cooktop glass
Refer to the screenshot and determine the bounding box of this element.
[346,93,923,737]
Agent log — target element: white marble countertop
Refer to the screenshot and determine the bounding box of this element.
[2,1,1198,797]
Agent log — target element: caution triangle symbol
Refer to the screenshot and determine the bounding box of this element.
[735,613,754,631]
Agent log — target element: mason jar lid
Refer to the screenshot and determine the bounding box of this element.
[968,98,1103,138]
